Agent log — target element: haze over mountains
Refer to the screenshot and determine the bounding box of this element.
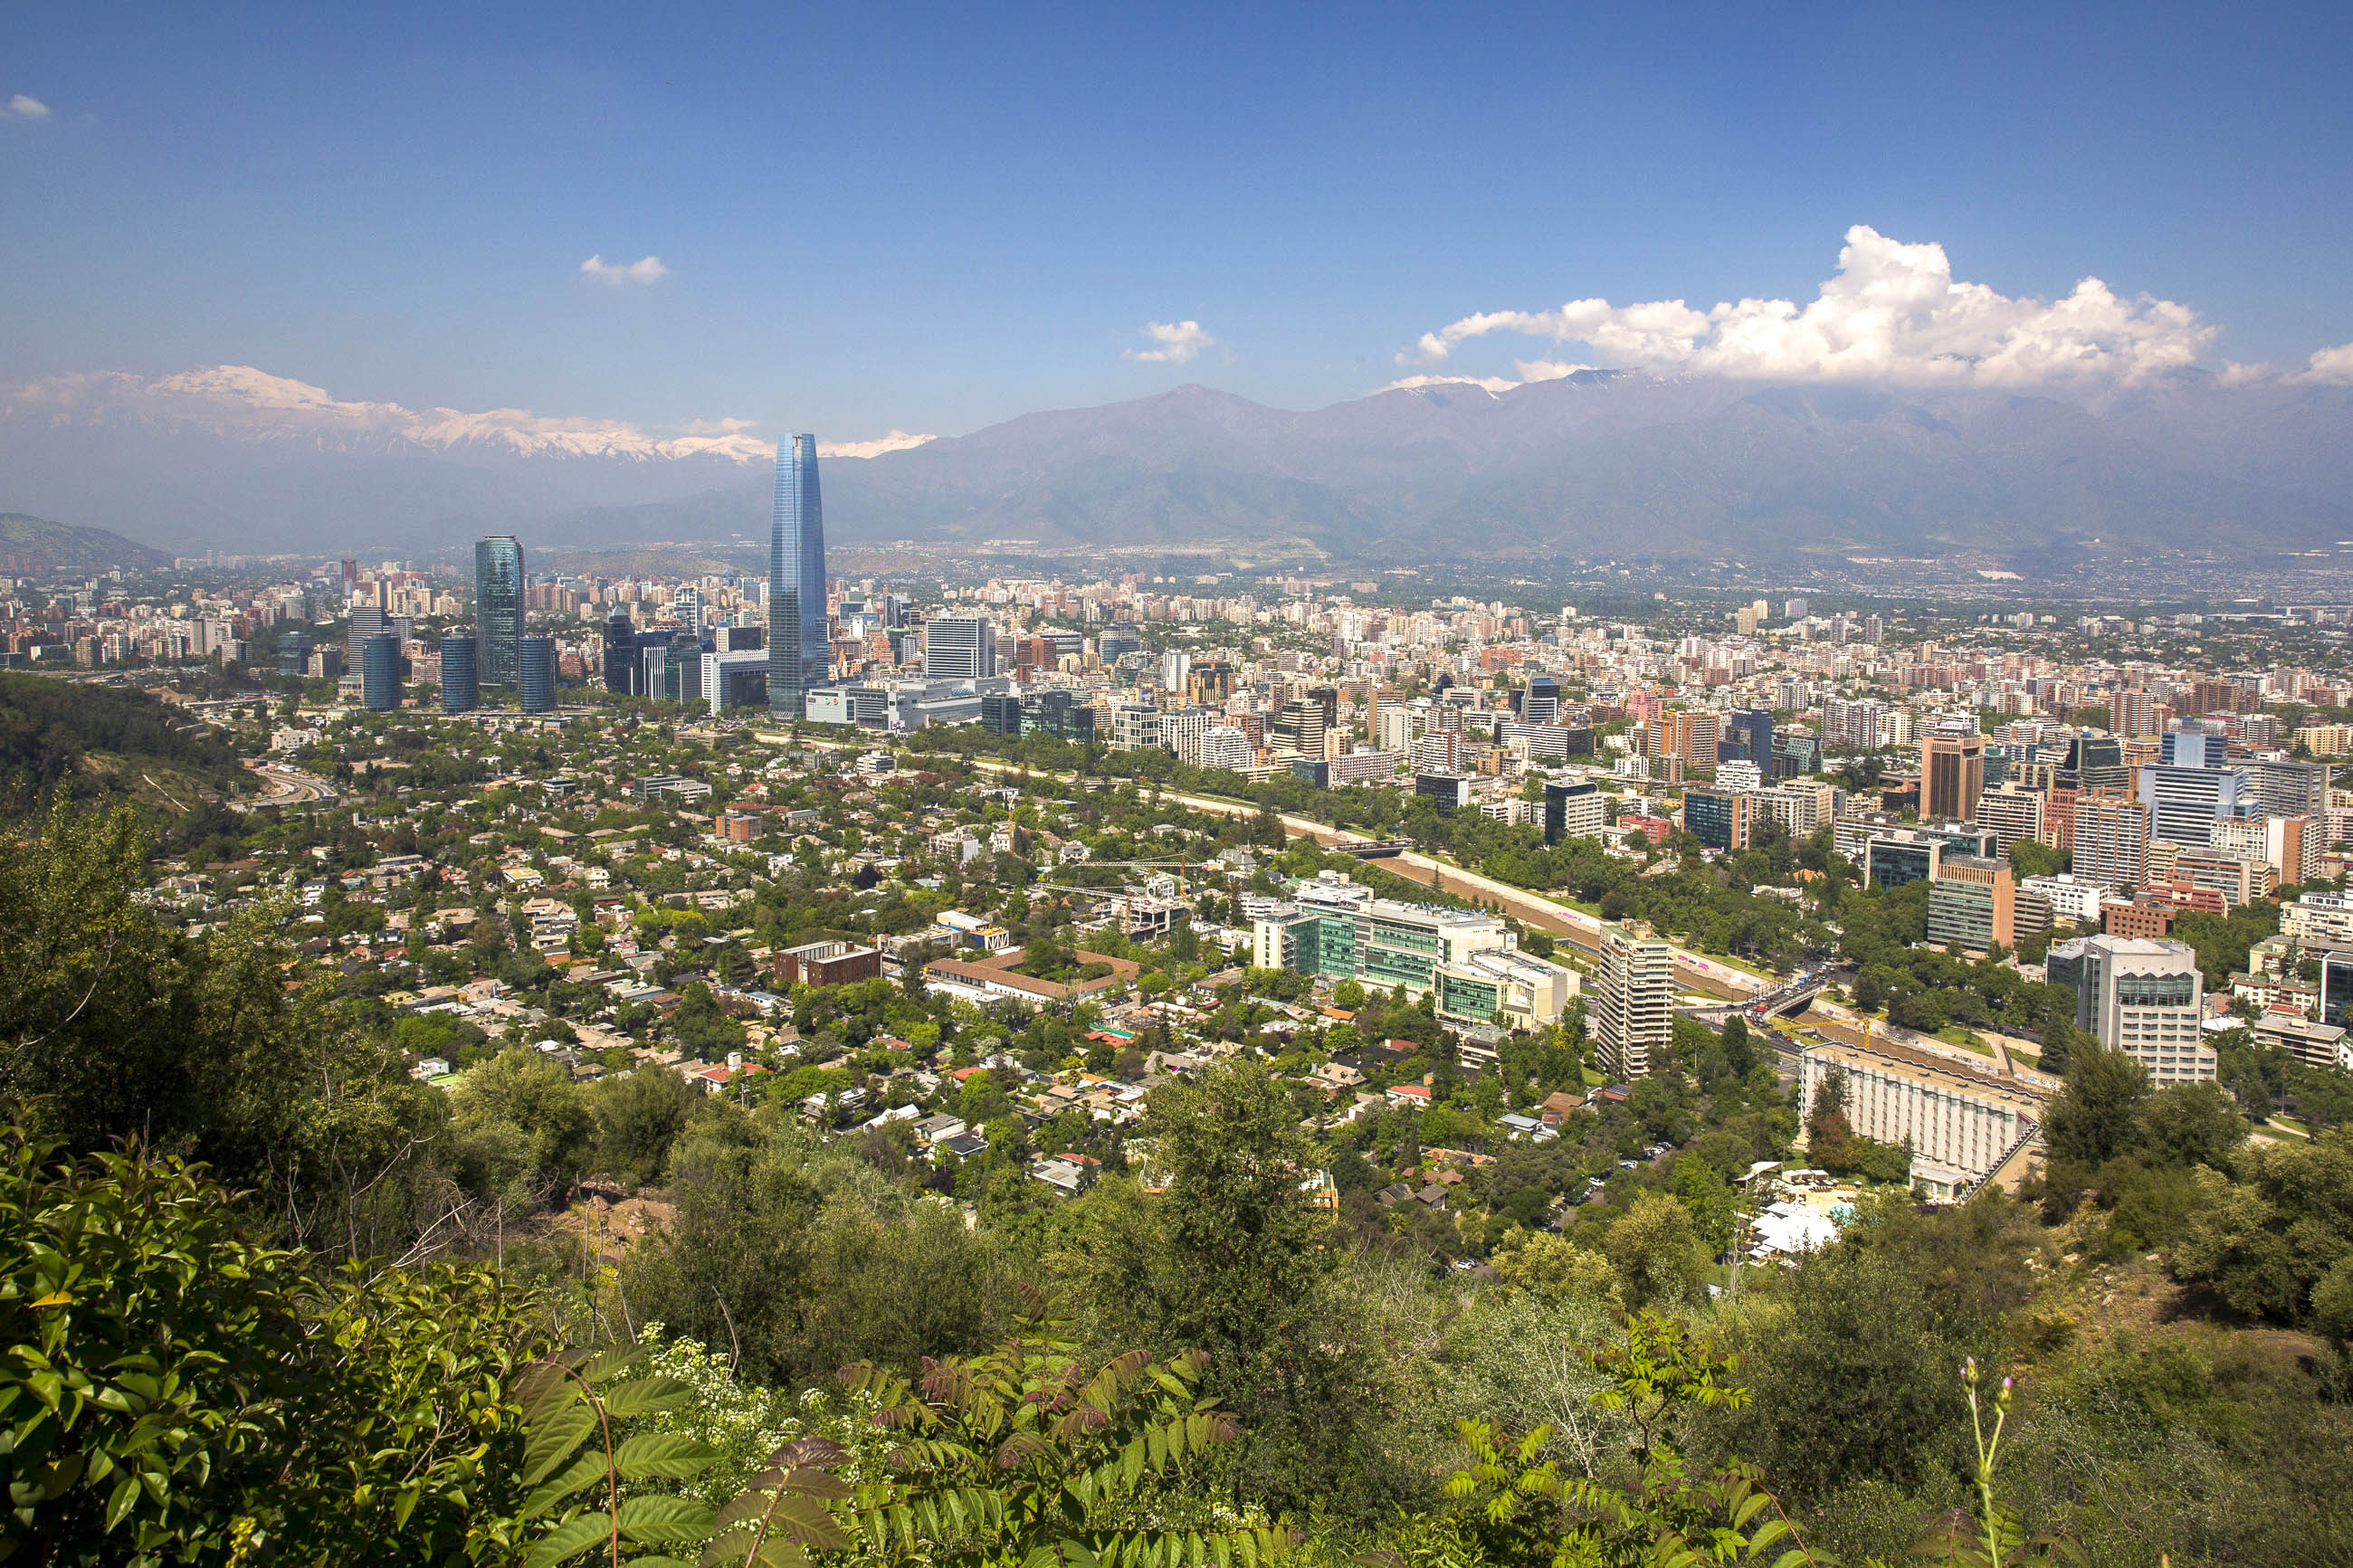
[5,364,2349,567]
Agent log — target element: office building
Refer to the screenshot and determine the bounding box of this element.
[517,636,557,714]
[1683,786,1754,852]
[2019,874,2111,928]
[603,612,637,694]
[2060,735,2129,794]
[2046,935,2215,1083]
[1543,779,1605,845]
[2321,951,2353,1031]
[2071,795,2150,890]
[1595,921,1675,1079]
[1921,722,1986,822]
[767,434,829,717]
[345,603,386,672]
[1519,675,1563,727]
[276,632,310,678]
[1250,874,1573,1029]
[1722,708,1775,767]
[1927,855,2015,953]
[2137,764,2244,848]
[2161,730,2225,769]
[701,650,768,715]
[360,632,402,712]
[1415,772,1472,815]
[923,616,996,681]
[473,537,525,688]
[439,634,479,713]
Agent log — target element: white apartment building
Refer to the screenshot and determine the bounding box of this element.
[1595,921,1674,1079]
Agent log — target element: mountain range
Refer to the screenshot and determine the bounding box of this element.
[5,364,2350,566]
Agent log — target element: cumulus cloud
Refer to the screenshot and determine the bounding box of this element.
[2295,343,2353,384]
[1379,373,1518,394]
[579,253,669,285]
[819,430,936,460]
[1123,319,1215,364]
[1400,226,2217,389]
[672,416,758,435]
[5,94,51,120]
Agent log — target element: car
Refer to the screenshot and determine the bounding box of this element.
[1618,1159,1639,1170]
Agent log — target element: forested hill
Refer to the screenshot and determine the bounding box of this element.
[0,671,245,812]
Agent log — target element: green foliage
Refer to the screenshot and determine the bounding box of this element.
[0,672,244,813]
[834,1289,1278,1568]
[490,1349,722,1568]
[2170,1130,2353,1326]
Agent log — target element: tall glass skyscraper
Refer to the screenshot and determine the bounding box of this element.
[518,636,557,714]
[474,536,526,688]
[767,435,827,717]
[360,633,403,712]
[440,634,479,713]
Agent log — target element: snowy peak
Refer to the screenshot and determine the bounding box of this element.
[8,365,776,464]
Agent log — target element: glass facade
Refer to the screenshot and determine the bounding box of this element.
[440,634,479,713]
[473,537,525,688]
[360,633,402,712]
[767,435,827,717]
[518,636,557,714]
[603,613,637,695]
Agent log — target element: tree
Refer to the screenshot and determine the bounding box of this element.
[1491,1227,1621,1309]
[452,1047,596,1203]
[1720,1014,1754,1079]
[1604,1193,1708,1311]
[2043,1041,2152,1169]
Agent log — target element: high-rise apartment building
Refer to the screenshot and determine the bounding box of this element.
[346,603,386,672]
[2114,689,2159,739]
[922,616,996,681]
[1595,921,1674,1079]
[1921,721,1986,822]
[767,435,828,716]
[2046,935,2215,1083]
[2248,758,2329,820]
[439,634,478,713]
[1972,783,2047,854]
[473,537,525,688]
[2070,795,2150,890]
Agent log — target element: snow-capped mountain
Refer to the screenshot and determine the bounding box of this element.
[10,366,778,463]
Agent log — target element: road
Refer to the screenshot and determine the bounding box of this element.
[954,755,1768,1000]
[237,758,338,811]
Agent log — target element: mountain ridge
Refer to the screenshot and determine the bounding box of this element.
[5,366,2350,563]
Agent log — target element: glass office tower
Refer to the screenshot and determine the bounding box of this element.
[603,611,637,694]
[767,435,827,717]
[474,536,526,688]
[518,636,557,714]
[440,634,479,713]
[361,633,403,712]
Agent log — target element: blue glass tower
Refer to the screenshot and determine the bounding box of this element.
[518,636,557,714]
[767,435,827,717]
[441,634,479,713]
[361,633,403,712]
[474,536,525,688]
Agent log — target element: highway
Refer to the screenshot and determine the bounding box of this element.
[952,754,1769,1000]
[237,758,338,811]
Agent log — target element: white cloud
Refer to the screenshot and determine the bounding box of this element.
[579,253,669,286]
[1123,319,1215,364]
[2297,343,2353,385]
[819,430,936,460]
[672,416,758,435]
[1399,226,2217,388]
[5,94,51,120]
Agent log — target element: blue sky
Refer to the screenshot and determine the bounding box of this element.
[5,1,2349,442]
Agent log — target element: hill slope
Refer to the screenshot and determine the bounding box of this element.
[0,513,173,575]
